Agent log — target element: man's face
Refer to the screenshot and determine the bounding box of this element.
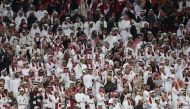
[87,89,92,94]
[7,7,10,10]
[150,92,155,97]
[19,12,23,16]
[0,88,3,94]
[20,90,25,95]
[0,81,4,88]
[165,60,169,66]
[177,60,182,64]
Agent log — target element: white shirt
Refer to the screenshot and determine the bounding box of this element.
[178,95,190,109]
[84,21,96,39]
[177,28,186,39]
[83,74,94,88]
[164,66,172,75]
[96,20,107,34]
[135,95,143,106]
[17,94,28,109]
[0,75,10,90]
[35,10,48,21]
[143,71,151,84]
[15,15,27,28]
[75,92,86,109]
[10,78,21,94]
[96,92,106,109]
[30,27,41,38]
[104,35,120,50]
[74,63,87,79]
[122,99,134,109]
[48,94,60,109]
[118,19,131,41]
[86,94,96,109]
[61,73,70,88]
[3,9,14,19]
[123,71,136,83]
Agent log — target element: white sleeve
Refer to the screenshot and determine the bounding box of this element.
[75,94,81,103]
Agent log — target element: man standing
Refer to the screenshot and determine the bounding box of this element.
[17,88,28,109]
[83,68,94,92]
[178,89,190,109]
[118,15,131,42]
[86,88,96,109]
[75,87,86,109]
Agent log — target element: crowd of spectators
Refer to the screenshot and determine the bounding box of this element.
[1,0,190,109]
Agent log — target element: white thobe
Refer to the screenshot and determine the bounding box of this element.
[150,102,159,109]
[179,96,190,109]
[30,27,41,38]
[41,29,48,36]
[35,10,48,21]
[75,93,86,109]
[172,87,181,109]
[19,35,30,46]
[10,78,21,96]
[45,62,55,76]
[17,94,28,109]
[48,94,59,109]
[143,71,151,84]
[0,76,10,90]
[104,35,120,50]
[61,73,70,88]
[94,76,103,96]
[177,29,186,39]
[164,66,172,75]
[174,64,184,80]
[86,94,96,109]
[122,100,134,109]
[118,19,131,41]
[3,9,14,19]
[134,4,142,17]
[96,92,106,109]
[15,44,21,57]
[84,22,96,39]
[124,71,136,83]
[83,74,94,89]
[143,90,150,101]
[163,76,173,93]
[116,77,123,93]
[62,22,72,33]
[135,95,143,106]
[15,16,27,28]
[96,20,107,35]
[74,63,87,79]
